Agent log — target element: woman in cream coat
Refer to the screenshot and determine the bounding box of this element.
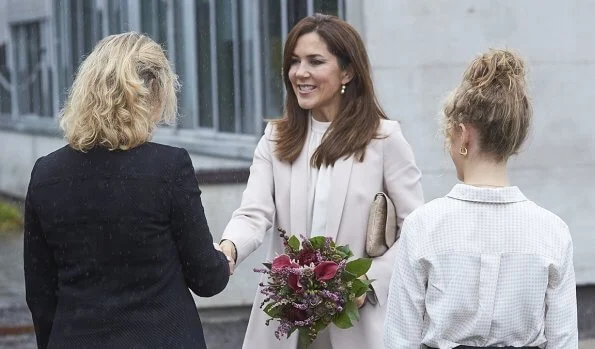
[220,14,424,349]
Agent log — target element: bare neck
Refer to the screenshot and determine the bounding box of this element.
[463,157,510,187]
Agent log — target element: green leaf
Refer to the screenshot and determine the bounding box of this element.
[344,299,360,323]
[341,270,357,282]
[309,236,326,249]
[345,258,372,277]
[298,329,311,348]
[313,320,327,332]
[333,300,360,329]
[350,279,368,297]
[336,245,353,259]
[361,278,375,286]
[262,262,272,270]
[288,235,300,251]
[333,309,353,329]
[287,326,297,338]
[263,303,283,318]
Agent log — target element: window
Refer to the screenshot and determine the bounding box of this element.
[171,0,344,136]
[194,0,213,129]
[185,0,257,134]
[261,0,284,121]
[11,21,54,117]
[168,0,258,135]
[0,41,10,117]
[54,0,102,103]
[140,0,167,48]
[0,0,344,157]
[260,0,344,121]
[105,0,129,35]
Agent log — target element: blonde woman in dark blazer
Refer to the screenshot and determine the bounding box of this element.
[384,49,578,348]
[24,32,229,349]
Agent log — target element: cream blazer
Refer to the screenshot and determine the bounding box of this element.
[222,118,424,349]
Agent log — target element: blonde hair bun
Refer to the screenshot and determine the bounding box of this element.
[442,48,532,161]
[464,48,526,94]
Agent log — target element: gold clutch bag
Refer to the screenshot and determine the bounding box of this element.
[366,192,398,257]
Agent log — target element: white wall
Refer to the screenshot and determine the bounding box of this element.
[0,129,251,195]
[0,131,66,197]
[5,0,51,23]
[360,0,595,284]
[192,184,271,308]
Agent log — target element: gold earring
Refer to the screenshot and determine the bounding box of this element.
[340,84,346,95]
[459,146,468,156]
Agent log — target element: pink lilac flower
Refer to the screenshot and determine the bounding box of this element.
[320,290,341,304]
[274,320,293,340]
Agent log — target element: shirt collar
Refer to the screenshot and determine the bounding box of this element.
[446,184,528,204]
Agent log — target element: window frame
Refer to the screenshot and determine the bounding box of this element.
[1,16,59,123]
[0,0,345,161]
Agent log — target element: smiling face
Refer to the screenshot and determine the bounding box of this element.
[288,32,352,121]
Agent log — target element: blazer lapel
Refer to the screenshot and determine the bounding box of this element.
[325,155,354,241]
[289,128,311,236]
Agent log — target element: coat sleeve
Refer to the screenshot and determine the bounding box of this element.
[170,148,230,297]
[366,121,425,305]
[24,158,58,349]
[221,123,276,265]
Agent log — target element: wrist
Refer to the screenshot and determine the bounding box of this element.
[220,239,237,263]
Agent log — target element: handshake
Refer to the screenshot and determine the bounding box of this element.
[213,240,237,275]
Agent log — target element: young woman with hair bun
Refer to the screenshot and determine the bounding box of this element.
[384,49,578,349]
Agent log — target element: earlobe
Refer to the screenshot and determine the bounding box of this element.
[342,66,354,84]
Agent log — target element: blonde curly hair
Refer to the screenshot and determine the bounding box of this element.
[442,48,532,161]
[59,32,179,151]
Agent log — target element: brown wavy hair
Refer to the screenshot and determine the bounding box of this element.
[273,14,387,167]
[60,32,179,151]
[442,49,532,161]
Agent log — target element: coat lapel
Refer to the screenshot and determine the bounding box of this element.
[289,128,311,236]
[325,155,354,241]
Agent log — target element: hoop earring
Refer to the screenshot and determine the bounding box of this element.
[340,84,346,95]
[459,146,468,156]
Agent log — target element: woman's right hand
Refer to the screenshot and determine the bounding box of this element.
[220,240,237,275]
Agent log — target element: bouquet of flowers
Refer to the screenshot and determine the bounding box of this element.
[254,228,373,347]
